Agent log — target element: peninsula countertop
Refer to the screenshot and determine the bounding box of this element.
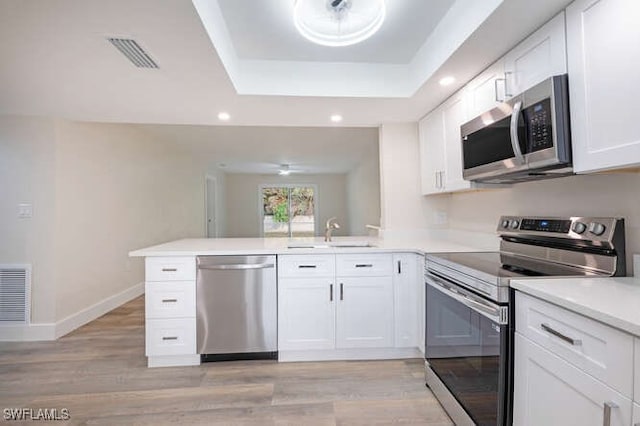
[129,229,500,257]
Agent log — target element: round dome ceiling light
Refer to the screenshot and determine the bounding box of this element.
[294,0,386,47]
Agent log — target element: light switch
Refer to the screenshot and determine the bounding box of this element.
[18,203,33,219]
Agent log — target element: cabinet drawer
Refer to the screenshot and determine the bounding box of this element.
[145,281,196,319]
[336,254,392,277]
[145,318,196,356]
[145,256,195,281]
[278,255,335,278]
[516,292,634,397]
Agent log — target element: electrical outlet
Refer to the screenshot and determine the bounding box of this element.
[18,203,33,219]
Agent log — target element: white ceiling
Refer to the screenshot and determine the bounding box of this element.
[0,0,573,127]
[217,0,455,64]
[138,124,379,174]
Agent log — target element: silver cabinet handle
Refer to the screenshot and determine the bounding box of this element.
[397,260,402,275]
[355,264,373,268]
[162,336,178,341]
[298,265,317,269]
[161,299,177,303]
[161,268,177,272]
[329,284,333,302]
[198,263,274,270]
[340,283,344,301]
[434,171,439,189]
[494,77,505,102]
[509,100,525,165]
[602,401,618,426]
[540,323,582,346]
[440,171,445,189]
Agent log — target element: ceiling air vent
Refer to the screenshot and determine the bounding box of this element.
[107,38,159,69]
[0,265,31,325]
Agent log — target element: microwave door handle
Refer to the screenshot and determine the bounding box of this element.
[510,100,526,165]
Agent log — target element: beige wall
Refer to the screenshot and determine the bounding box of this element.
[379,123,450,232]
[224,173,350,238]
[53,121,206,321]
[0,116,207,326]
[448,172,640,275]
[346,148,381,236]
[0,116,58,324]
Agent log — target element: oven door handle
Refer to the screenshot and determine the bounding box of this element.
[427,272,508,325]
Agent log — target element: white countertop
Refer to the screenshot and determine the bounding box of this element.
[511,277,640,336]
[129,229,500,257]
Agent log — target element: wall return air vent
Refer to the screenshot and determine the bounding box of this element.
[0,265,31,325]
[107,38,159,69]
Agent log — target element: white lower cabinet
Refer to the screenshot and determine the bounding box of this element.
[277,277,335,351]
[514,333,632,426]
[393,253,421,348]
[336,277,394,349]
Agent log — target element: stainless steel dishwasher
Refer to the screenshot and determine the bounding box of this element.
[196,255,277,361]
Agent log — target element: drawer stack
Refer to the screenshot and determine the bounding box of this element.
[144,256,198,367]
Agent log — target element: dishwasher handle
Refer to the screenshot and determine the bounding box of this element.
[198,263,275,271]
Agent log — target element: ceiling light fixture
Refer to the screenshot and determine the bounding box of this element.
[293,0,386,47]
[439,76,456,86]
[330,114,343,123]
[217,112,231,121]
[278,164,291,176]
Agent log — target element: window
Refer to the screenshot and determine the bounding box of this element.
[261,185,316,237]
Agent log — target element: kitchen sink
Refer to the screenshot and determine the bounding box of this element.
[287,242,375,249]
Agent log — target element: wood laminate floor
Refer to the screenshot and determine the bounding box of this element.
[0,297,453,425]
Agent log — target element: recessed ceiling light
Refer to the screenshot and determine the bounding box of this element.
[293,0,386,47]
[217,112,231,121]
[330,114,343,123]
[439,76,456,86]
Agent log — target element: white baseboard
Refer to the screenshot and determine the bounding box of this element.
[55,282,144,338]
[0,282,144,342]
[147,354,201,368]
[0,323,56,341]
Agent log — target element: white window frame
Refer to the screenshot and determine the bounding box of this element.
[259,183,319,238]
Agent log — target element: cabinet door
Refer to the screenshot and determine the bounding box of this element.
[419,108,445,195]
[567,0,640,173]
[393,253,419,348]
[465,60,506,118]
[504,12,567,97]
[278,278,335,351]
[336,277,394,349]
[442,90,472,193]
[513,333,632,426]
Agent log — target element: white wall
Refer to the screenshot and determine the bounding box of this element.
[378,123,450,232]
[224,173,350,238]
[448,172,640,275]
[0,116,208,332]
[53,121,207,321]
[346,148,381,236]
[0,116,57,324]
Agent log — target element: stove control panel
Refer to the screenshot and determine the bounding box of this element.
[497,216,623,243]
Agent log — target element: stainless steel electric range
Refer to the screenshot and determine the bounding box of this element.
[425,216,626,426]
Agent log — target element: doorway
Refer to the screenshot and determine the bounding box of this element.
[205,175,217,238]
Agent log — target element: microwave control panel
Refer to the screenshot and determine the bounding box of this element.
[524,98,553,152]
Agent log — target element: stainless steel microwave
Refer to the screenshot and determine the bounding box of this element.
[461,74,572,184]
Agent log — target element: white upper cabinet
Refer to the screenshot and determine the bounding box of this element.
[504,12,567,98]
[419,89,473,195]
[442,91,472,192]
[566,0,640,173]
[465,59,507,119]
[419,107,445,195]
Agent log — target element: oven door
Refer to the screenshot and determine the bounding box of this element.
[425,271,511,426]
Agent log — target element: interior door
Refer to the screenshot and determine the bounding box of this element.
[206,176,217,238]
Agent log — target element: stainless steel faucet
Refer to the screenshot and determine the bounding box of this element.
[324,217,340,242]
